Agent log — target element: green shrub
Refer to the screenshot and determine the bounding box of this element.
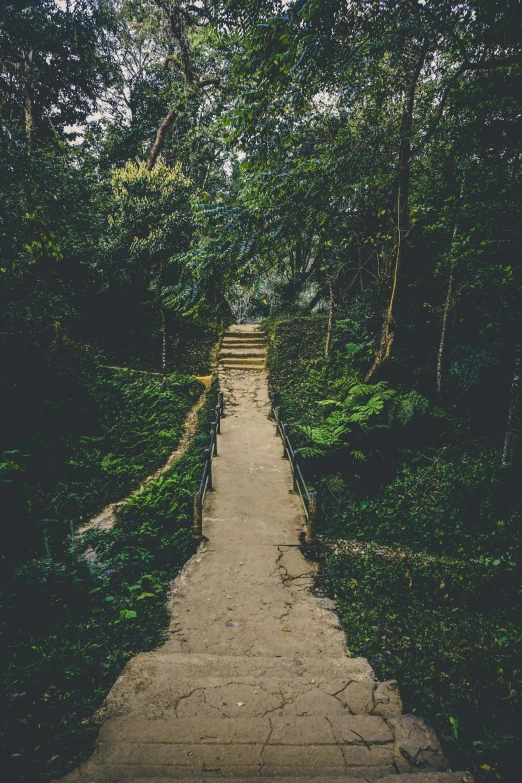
[319,543,522,779]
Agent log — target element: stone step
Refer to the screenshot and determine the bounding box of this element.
[95,653,401,725]
[220,358,265,366]
[219,364,266,371]
[98,776,473,783]
[98,715,393,746]
[221,347,267,354]
[220,349,267,358]
[60,743,470,781]
[224,332,266,339]
[223,331,266,337]
[124,653,375,682]
[222,341,266,348]
[222,339,268,346]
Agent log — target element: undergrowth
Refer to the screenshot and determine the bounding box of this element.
[266,313,522,782]
[0,374,219,782]
[2,367,203,562]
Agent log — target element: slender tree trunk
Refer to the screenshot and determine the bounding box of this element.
[365,47,427,382]
[161,307,167,387]
[502,342,521,466]
[436,176,465,395]
[306,288,323,312]
[201,152,217,189]
[146,94,186,171]
[325,280,335,357]
[436,263,455,395]
[147,4,195,171]
[23,49,34,147]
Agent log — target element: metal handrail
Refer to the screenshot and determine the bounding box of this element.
[273,405,317,541]
[193,391,224,539]
[192,391,317,542]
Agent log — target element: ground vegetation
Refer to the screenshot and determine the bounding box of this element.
[1,1,521,781]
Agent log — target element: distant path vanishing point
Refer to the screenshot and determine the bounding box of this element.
[60,325,472,782]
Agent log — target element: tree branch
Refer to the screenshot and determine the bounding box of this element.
[415,62,468,153]
[146,92,189,171]
[466,53,522,70]
[198,76,220,88]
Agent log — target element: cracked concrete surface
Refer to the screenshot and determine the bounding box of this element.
[59,329,472,782]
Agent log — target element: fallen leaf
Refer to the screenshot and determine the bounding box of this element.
[239,562,245,565]
[237,702,245,706]
[195,558,203,563]
[281,627,291,632]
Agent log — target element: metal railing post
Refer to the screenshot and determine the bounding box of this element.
[275,406,281,435]
[193,491,203,538]
[219,391,224,416]
[306,490,317,542]
[205,448,213,490]
[211,421,218,456]
[293,449,300,493]
[282,423,289,458]
[215,405,221,434]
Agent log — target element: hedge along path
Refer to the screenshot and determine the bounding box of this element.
[61,326,471,783]
[78,374,213,537]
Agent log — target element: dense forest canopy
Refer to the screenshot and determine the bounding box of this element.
[1,1,521,781]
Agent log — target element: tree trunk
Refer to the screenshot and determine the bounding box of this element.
[436,262,455,396]
[502,342,521,466]
[365,47,427,382]
[161,307,167,387]
[325,280,335,357]
[146,95,186,171]
[358,246,364,293]
[201,151,217,189]
[306,288,323,312]
[146,3,195,171]
[23,49,34,147]
[436,175,465,395]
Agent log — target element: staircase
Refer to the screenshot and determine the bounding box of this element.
[62,652,474,781]
[219,324,267,370]
[58,325,473,783]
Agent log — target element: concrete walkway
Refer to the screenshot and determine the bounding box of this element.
[60,328,471,782]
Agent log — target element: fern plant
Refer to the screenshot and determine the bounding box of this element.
[298,381,396,457]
